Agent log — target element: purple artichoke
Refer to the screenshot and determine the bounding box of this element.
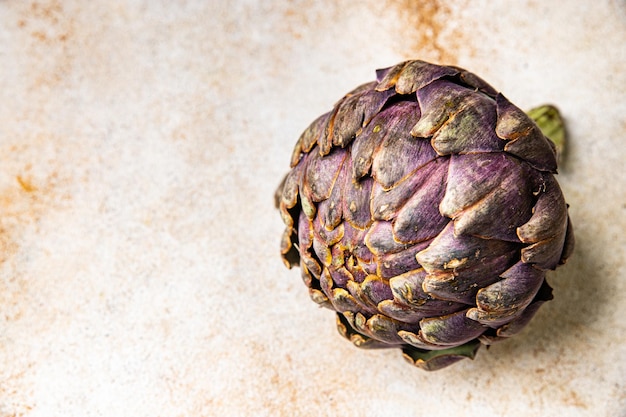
[276,60,574,370]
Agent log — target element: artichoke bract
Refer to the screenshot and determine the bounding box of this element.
[276,60,574,371]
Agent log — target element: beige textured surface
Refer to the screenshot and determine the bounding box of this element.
[0,1,625,416]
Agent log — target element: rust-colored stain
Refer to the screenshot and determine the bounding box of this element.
[388,0,469,65]
[562,390,588,409]
[0,185,31,265]
[16,176,37,193]
[15,0,75,88]
[20,1,70,42]
[0,367,35,416]
[0,170,57,286]
[0,169,59,415]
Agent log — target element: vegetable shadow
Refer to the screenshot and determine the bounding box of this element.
[492,232,607,363]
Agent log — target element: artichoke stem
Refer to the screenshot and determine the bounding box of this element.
[526,105,566,161]
[402,340,482,371]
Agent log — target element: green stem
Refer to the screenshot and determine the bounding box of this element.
[526,105,566,160]
[402,340,481,371]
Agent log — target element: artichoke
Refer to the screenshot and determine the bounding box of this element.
[276,60,574,371]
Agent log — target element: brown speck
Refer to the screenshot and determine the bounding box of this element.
[31,1,63,24]
[16,0,74,88]
[16,176,37,193]
[31,30,48,42]
[0,366,36,415]
[563,390,588,409]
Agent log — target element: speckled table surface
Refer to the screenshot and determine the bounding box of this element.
[0,1,624,416]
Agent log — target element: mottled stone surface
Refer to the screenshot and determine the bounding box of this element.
[0,1,624,416]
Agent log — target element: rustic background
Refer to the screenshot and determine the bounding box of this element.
[1,1,625,416]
